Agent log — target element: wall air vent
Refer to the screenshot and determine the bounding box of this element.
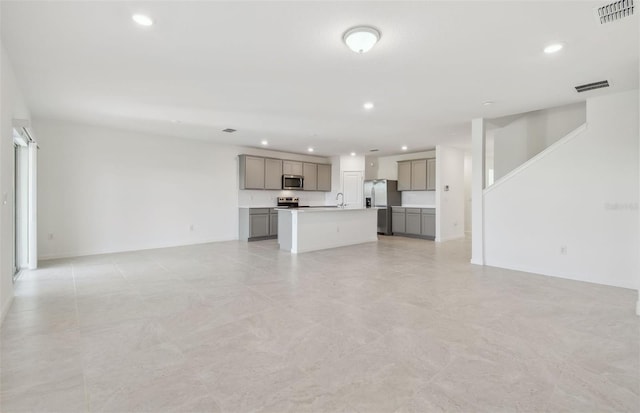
[575,80,610,93]
[595,0,634,24]
[222,128,237,133]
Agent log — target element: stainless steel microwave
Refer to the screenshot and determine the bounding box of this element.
[282,175,304,190]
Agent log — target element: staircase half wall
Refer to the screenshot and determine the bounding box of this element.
[483,90,639,289]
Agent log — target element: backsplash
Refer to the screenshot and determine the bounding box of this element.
[401,191,436,206]
[238,190,329,207]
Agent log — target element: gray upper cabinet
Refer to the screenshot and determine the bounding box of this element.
[426,158,436,191]
[411,160,427,190]
[265,158,283,190]
[302,163,317,191]
[397,161,411,191]
[396,157,436,191]
[239,155,265,189]
[317,164,331,191]
[239,155,331,191]
[283,160,303,176]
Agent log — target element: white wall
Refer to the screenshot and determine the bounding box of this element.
[436,145,465,242]
[463,154,472,234]
[484,90,639,289]
[35,118,243,259]
[492,102,586,181]
[1,43,31,320]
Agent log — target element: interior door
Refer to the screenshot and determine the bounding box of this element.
[342,171,363,208]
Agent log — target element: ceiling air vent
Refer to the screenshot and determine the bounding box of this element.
[595,0,634,24]
[369,149,379,152]
[575,80,610,93]
[222,128,237,133]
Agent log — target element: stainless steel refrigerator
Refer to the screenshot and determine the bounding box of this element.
[363,179,402,235]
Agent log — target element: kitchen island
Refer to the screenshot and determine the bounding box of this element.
[277,207,378,253]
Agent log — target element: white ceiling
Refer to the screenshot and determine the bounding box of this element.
[1,1,638,156]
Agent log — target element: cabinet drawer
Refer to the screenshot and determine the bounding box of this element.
[250,208,270,215]
[405,208,421,214]
[392,207,405,212]
[421,208,435,215]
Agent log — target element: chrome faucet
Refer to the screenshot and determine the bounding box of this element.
[336,192,345,208]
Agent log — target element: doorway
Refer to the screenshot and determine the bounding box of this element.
[342,171,364,208]
[12,128,32,279]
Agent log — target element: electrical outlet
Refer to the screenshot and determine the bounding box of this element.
[560,246,567,255]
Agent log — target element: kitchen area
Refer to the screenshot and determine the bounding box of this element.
[237,145,467,251]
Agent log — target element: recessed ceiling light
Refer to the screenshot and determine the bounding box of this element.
[343,26,381,54]
[482,101,494,106]
[171,120,181,124]
[544,43,564,54]
[132,14,153,26]
[222,128,236,133]
[261,140,268,146]
[308,147,314,152]
[363,102,374,110]
[350,152,356,156]
[401,146,408,151]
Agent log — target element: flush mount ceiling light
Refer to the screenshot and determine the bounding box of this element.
[350,152,356,156]
[132,14,153,26]
[363,102,374,110]
[308,147,314,152]
[544,43,564,54]
[343,26,381,53]
[261,140,268,146]
[401,145,408,151]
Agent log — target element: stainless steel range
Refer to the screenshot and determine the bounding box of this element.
[277,197,299,208]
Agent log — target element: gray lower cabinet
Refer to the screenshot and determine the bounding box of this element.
[405,209,422,235]
[421,209,436,238]
[392,207,436,240]
[392,210,406,233]
[239,208,278,241]
[250,214,270,238]
[269,211,278,236]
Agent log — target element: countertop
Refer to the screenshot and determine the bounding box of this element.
[392,205,437,209]
[276,207,377,212]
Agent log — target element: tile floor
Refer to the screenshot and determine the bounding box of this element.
[1,236,638,412]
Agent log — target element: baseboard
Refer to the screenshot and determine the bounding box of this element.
[38,237,239,261]
[1,294,14,325]
[437,234,465,243]
[484,260,638,291]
